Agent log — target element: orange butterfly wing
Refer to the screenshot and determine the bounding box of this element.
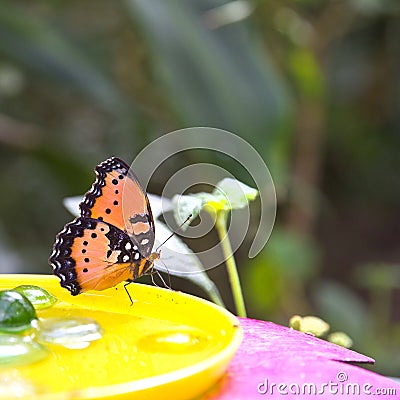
[49,217,151,294]
[80,157,155,256]
[50,157,157,295]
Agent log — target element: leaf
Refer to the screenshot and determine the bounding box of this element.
[147,193,173,219]
[125,0,290,140]
[171,194,204,227]
[353,262,400,290]
[153,220,224,307]
[63,196,81,217]
[313,280,371,341]
[213,178,258,209]
[0,2,126,112]
[172,178,258,230]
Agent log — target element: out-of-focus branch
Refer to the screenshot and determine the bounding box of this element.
[285,1,357,236]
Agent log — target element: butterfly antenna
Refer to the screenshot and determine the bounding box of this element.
[155,214,193,252]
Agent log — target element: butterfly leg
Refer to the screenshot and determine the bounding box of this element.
[150,272,160,288]
[157,260,172,289]
[124,281,134,306]
[151,269,172,290]
[161,268,172,290]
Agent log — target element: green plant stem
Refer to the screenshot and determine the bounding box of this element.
[215,210,247,317]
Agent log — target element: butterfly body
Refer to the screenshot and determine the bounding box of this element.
[49,157,159,296]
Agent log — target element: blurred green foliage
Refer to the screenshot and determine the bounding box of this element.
[0,0,399,375]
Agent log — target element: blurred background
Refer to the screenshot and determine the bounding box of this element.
[0,0,399,376]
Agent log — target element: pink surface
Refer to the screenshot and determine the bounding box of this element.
[204,318,399,399]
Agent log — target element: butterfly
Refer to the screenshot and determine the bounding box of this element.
[49,157,160,302]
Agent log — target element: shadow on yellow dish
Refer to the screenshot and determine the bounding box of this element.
[0,275,242,400]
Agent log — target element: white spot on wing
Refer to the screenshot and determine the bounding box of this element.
[123,255,129,262]
[134,252,140,260]
[125,242,132,250]
[141,238,149,245]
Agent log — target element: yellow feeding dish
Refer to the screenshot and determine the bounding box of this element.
[0,275,242,400]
